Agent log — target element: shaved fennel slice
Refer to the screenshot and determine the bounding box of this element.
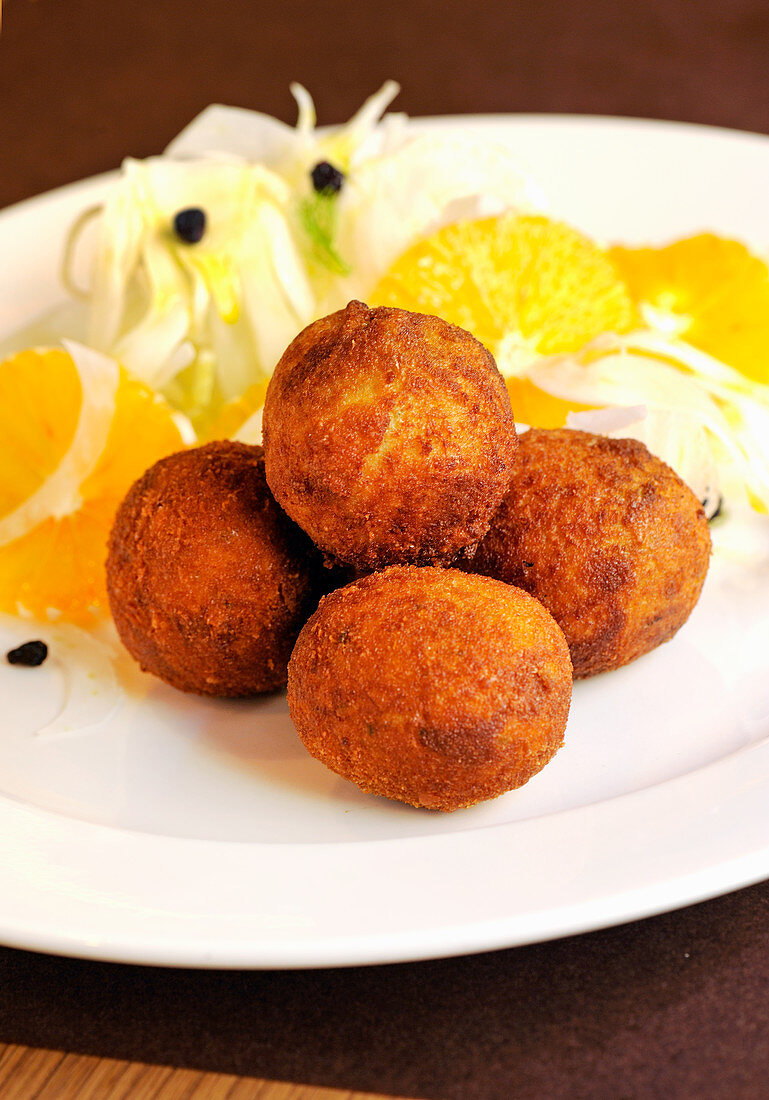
[529,332,769,511]
[166,83,404,190]
[248,201,315,325]
[87,164,148,351]
[325,133,547,306]
[165,105,305,166]
[290,83,317,135]
[238,203,316,376]
[566,405,648,434]
[314,81,402,172]
[107,219,194,387]
[86,157,307,410]
[0,343,119,547]
[112,299,191,390]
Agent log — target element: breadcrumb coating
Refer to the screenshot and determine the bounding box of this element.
[262,301,517,570]
[288,566,572,811]
[469,428,711,677]
[107,441,322,696]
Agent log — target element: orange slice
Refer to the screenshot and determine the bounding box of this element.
[609,234,769,384]
[370,213,636,426]
[0,347,186,624]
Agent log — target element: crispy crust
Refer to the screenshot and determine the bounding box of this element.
[106,441,322,696]
[262,301,517,570]
[287,566,572,811]
[469,428,712,677]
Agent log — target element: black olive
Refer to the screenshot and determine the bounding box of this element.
[7,640,48,667]
[173,207,207,244]
[310,161,345,195]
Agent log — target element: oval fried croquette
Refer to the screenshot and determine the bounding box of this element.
[287,566,572,811]
[262,301,517,570]
[106,441,322,696]
[469,428,712,678]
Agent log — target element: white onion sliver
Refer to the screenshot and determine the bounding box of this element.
[530,332,769,511]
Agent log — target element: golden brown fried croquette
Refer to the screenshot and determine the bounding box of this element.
[469,428,711,678]
[262,301,517,571]
[287,566,572,811]
[106,441,322,696]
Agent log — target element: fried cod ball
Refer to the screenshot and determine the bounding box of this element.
[262,301,517,570]
[106,441,321,696]
[287,566,572,811]
[469,428,711,678]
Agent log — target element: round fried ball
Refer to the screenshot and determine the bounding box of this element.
[262,301,517,570]
[469,428,712,678]
[106,441,321,696]
[287,566,572,811]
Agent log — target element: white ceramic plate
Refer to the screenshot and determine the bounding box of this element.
[2,115,769,969]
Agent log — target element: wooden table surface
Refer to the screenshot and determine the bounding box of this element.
[2,1,769,1097]
[0,1045,390,1100]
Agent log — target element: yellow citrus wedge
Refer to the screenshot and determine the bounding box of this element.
[370,213,637,427]
[0,347,186,623]
[609,234,769,384]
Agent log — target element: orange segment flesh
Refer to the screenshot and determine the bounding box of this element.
[371,213,637,357]
[610,234,769,383]
[0,349,81,516]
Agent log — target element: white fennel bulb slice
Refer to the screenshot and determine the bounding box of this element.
[528,331,769,513]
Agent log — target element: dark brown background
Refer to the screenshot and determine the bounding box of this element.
[2,1,769,1097]
[2,0,769,209]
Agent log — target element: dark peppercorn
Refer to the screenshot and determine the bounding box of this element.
[311,161,345,195]
[7,640,48,667]
[173,207,207,244]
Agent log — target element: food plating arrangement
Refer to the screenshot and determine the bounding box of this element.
[2,85,769,964]
[2,85,767,806]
